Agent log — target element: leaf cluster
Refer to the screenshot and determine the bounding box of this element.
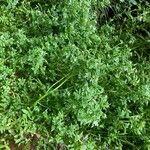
[0,0,150,149]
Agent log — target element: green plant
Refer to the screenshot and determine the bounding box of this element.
[0,0,150,149]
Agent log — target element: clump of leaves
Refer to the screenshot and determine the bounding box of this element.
[0,0,150,149]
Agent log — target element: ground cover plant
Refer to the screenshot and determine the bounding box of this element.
[0,0,150,149]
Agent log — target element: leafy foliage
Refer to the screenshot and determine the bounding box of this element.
[0,0,150,149]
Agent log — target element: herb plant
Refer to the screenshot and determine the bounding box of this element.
[0,0,150,149]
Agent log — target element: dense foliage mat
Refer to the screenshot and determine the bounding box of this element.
[0,0,150,149]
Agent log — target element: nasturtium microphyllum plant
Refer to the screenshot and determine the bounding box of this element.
[0,0,150,149]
